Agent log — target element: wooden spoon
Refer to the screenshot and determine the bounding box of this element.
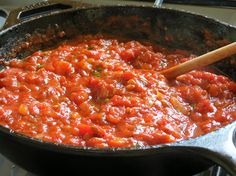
[160,42,236,79]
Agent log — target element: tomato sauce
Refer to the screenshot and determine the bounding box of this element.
[0,35,235,148]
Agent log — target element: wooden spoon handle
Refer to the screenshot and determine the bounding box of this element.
[160,42,236,79]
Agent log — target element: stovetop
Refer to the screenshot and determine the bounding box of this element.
[0,1,235,176]
[0,153,230,176]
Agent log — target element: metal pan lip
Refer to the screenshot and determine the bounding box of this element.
[0,5,235,155]
[1,5,236,34]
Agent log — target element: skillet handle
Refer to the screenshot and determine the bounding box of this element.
[180,122,236,175]
[1,0,92,30]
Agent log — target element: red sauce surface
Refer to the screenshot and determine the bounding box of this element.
[0,35,235,148]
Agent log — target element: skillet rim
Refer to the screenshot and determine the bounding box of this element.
[0,5,235,155]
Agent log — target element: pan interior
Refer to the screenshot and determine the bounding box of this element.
[0,6,235,80]
[0,6,235,148]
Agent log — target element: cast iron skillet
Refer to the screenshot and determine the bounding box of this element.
[0,1,236,175]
